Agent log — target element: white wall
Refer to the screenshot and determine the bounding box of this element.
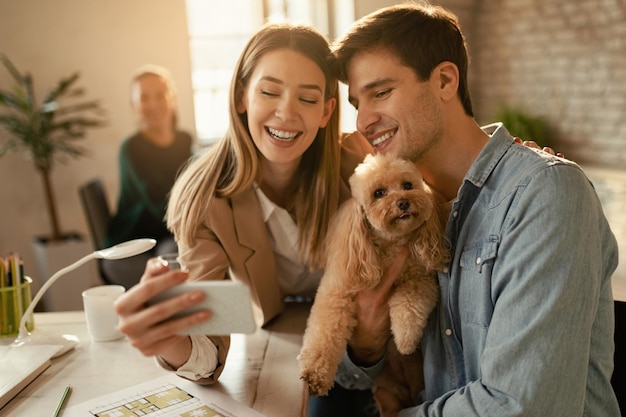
[0,1,195,289]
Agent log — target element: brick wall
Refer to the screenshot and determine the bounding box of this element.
[436,0,626,284]
[467,0,626,169]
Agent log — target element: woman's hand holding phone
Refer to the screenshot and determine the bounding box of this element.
[113,258,211,368]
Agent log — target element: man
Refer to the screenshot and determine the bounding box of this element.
[332,4,620,416]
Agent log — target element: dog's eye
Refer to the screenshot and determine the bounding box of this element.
[373,189,386,199]
[403,182,413,190]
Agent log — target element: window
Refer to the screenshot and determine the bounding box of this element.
[185,1,356,145]
[185,1,263,144]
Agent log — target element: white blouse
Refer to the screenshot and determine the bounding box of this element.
[254,185,323,298]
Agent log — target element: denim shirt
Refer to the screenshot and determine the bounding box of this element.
[337,123,620,416]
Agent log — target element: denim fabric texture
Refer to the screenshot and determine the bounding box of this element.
[338,124,620,416]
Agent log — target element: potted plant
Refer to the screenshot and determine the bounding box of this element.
[0,54,107,310]
[0,54,106,242]
[494,105,552,149]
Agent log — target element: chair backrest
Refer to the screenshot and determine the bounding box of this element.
[79,179,111,250]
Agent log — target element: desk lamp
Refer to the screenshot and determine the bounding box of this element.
[11,238,156,358]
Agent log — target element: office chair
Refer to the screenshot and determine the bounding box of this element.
[78,178,113,284]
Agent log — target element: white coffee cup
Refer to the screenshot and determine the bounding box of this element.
[82,285,125,342]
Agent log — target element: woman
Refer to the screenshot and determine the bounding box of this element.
[104,65,194,288]
[114,24,376,416]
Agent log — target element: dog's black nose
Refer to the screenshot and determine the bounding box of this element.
[397,198,410,211]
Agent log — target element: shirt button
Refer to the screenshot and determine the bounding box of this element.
[353,374,360,379]
[453,210,458,218]
[476,257,482,265]
[445,328,452,336]
[442,266,449,274]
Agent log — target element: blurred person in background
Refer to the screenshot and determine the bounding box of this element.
[103,64,193,289]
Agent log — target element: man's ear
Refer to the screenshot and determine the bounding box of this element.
[434,61,459,101]
[235,80,247,114]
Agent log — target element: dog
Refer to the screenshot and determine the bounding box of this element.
[298,153,449,407]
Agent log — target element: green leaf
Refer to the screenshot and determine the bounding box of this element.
[43,72,80,104]
[494,106,551,148]
[0,54,26,85]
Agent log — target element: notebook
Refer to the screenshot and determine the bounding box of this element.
[0,344,61,409]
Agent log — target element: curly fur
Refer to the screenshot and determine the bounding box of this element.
[298,153,449,407]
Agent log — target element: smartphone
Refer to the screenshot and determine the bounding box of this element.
[148,281,256,335]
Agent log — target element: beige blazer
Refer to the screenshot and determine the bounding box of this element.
[172,132,372,384]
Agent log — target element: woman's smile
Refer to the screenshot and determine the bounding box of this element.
[266,126,301,142]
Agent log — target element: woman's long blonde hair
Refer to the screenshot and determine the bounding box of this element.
[167,23,341,268]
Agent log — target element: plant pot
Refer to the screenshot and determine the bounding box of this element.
[31,232,101,312]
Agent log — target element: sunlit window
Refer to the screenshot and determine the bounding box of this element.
[185,1,262,144]
[185,0,355,145]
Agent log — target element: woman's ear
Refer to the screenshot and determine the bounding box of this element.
[433,61,459,102]
[235,80,247,114]
[319,97,336,128]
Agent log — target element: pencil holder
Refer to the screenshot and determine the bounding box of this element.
[0,276,34,337]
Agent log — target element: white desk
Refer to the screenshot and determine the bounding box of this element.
[0,302,311,417]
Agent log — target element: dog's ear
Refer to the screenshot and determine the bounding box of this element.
[325,198,382,290]
[411,191,450,271]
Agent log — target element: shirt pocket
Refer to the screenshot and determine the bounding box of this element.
[458,235,500,329]
[460,235,499,273]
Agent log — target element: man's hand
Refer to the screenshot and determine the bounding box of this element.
[514,137,564,158]
[348,248,409,366]
[374,387,402,417]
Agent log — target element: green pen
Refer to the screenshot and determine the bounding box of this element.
[53,385,72,417]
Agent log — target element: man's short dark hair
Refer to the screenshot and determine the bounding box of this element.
[333,3,474,117]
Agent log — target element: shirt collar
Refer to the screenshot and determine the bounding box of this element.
[464,122,514,188]
[254,183,275,222]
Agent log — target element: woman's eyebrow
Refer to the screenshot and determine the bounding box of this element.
[260,76,323,93]
[299,84,323,92]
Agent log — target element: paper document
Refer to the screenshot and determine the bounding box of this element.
[63,374,266,417]
[0,344,62,409]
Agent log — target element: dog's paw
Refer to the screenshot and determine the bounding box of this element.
[395,337,418,355]
[298,350,336,396]
[300,371,333,397]
[393,328,422,355]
